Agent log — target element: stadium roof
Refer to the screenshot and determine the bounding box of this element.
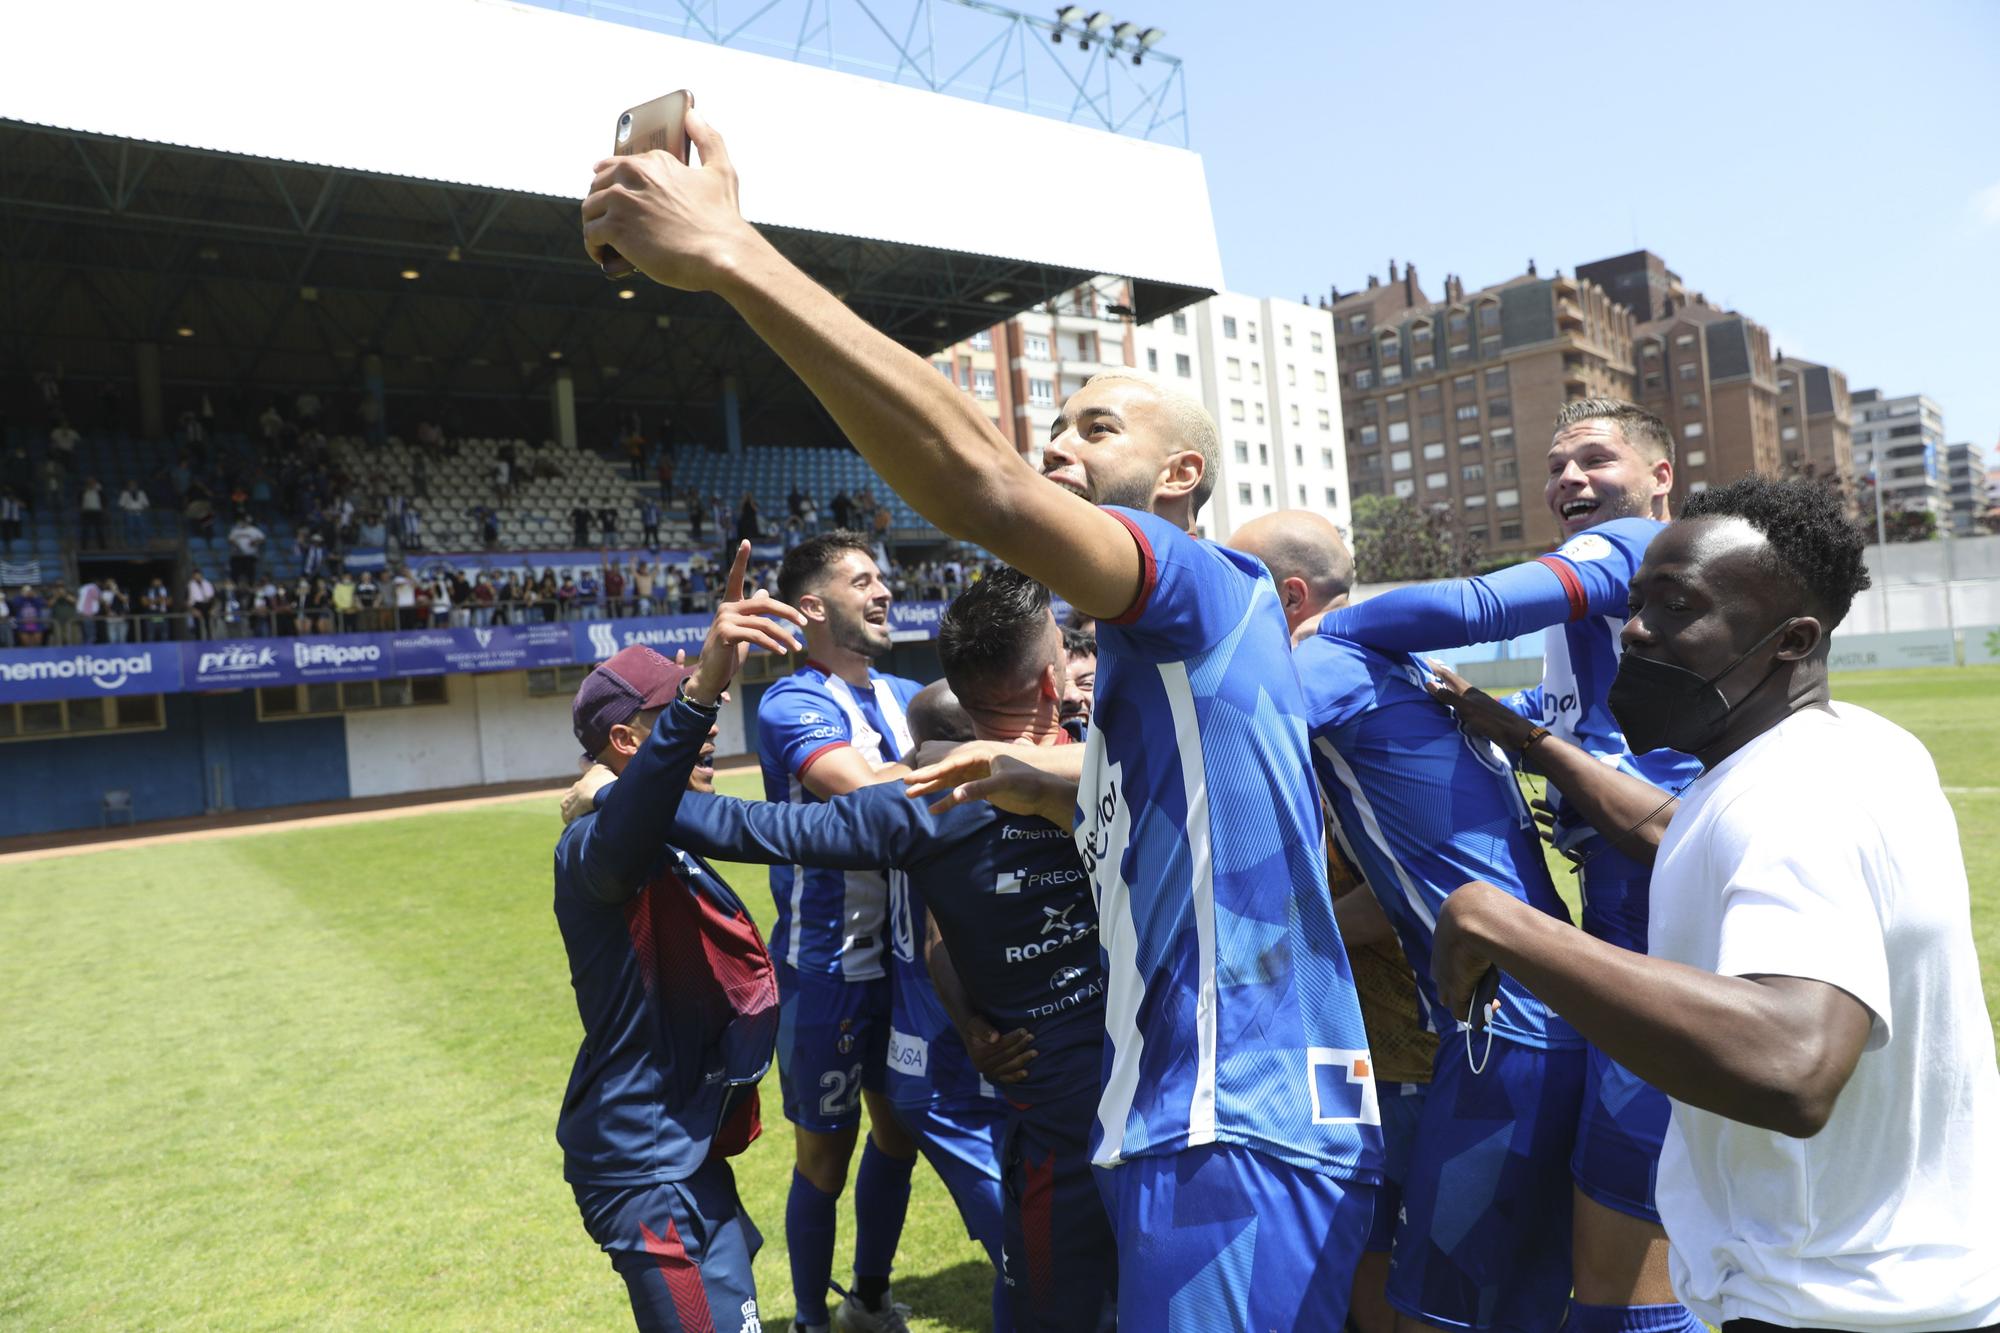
[0,0,1221,442]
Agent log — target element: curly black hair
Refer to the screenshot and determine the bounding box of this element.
[938,568,1054,701]
[1061,626,1097,660]
[1682,475,1872,628]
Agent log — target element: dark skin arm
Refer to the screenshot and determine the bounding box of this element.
[925,915,1035,1085]
[1433,883,1872,1138]
[1425,660,1676,862]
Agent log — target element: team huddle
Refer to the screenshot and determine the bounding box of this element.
[547,106,2000,1333]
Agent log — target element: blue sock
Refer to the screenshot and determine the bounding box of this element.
[787,1170,839,1327]
[1567,1301,1705,1333]
[851,1137,915,1303]
[990,1270,1014,1333]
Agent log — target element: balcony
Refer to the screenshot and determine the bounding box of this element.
[1556,299,1584,332]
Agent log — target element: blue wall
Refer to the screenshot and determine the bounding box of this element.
[0,693,349,838]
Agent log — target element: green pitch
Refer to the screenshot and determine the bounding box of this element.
[3,667,1995,1330]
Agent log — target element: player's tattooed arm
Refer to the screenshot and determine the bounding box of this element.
[1426,660,1675,862]
[926,918,1034,1085]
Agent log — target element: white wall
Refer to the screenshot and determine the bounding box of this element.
[344,670,748,799]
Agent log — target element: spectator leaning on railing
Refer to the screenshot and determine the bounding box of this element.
[117,478,149,546]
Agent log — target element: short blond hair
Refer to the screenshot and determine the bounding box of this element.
[1085,369,1221,516]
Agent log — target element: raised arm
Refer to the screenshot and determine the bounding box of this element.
[579,114,1142,620]
[570,694,723,901]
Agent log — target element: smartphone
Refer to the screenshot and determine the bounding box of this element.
[600,89,693,280]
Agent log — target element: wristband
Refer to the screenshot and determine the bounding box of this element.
[678,678,721,713]
[1517,726,1550,753]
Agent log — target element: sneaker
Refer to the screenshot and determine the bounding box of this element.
[832,1294,912,1333]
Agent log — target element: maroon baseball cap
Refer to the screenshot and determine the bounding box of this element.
[572,645,693,761]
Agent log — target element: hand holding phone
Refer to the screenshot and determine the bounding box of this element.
[599,90,692,280]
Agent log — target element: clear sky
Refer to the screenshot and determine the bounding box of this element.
[1138,0,2000,458]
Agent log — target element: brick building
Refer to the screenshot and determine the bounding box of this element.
[1774,355,1855,494]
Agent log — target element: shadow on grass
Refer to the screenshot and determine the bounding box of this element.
[892,1258,1000,1332]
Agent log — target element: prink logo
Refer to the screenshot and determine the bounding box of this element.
[587,623,618,659]
[197,644,276,674]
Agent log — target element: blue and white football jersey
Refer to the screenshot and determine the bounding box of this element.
[1502,518,1703,853]
[1297,631,1583,1050]
[756,662,921,979]
[1076,507,1383,1182]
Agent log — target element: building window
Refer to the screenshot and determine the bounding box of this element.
[1028,378,1055,407]
[1347,313,1368,333]
[1238,483,1252,504]
[1461,463,1485,484]
[0,693,166,742]
[1172,312,1188,334]
[1074,332,1096,360]
[1423,442,1446,461]
[1025,333,1050,359]
[1146,348,1159,372]
[1324,487,1339,507]
[1644,373,1663,391]
[1317,409,1332,430]
[1390,449,1412,471]
[1449,342,1470,360]
[1227,357,1242,381]
[1480,336,1501,358]
[1465,493,1488,508]
[1448,312,1469,337]
[1360,425,1379,446]
[1418,384,1441,407]
[1688,480,1709,494]
[1289,405,1300,426]
[1230,399,1246,421]
[1294,445,1304,465]
[1686,450,1706,467]
[1499,520,1522,540]
[1354,369,1375,390]
[1297,485,1307,504]
[969,330,992,351]
[1455,404,1480,421]
[1778,377,1794,391]
[1415,355,1435,372]
[1490,427,1514,450]
[933,360,952,378]
[1251,362,1263,384]
[1283,325,1294,346]
[1683,422,1704,438]
[1234,442,1250,463]
[1388,422,1410,444]
[1393,479,1416,498]
[1258,443,1270,464]
[973,369,996,399]
[1675,333,1695,347]
[1677,363,1698,380]
[1488,398,1510,419]
[1175,353,1192,378]
[1311,331,1324,352]
[1314,370,1329,391]
[526,664,597,697]
[1427,471,1448,489]
[1496,488,1520,508]
[1478,304,1500,331]
[1452,375,1475,396]
[1321,448,1335,467]
[257,675,447,720]
[1458,433,1481,451]
[1484,367,1509,393]
[1780,426,1799,441]
[1419,413,1443,435]
[1223,316,1238,339]
[1493,458,1517,483]
[1287,364,1297,386]
[1681,391,1701,409]
[1386,392,1407,411]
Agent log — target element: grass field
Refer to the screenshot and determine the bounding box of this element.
[3,666,1996,1331]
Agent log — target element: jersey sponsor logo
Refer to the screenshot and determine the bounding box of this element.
[1000,823,1066,841]
[796,710,827,725]
[803,725,841,742]
[1307,1047,1382,1127]
[1004,906,1096,962]
[1049,964,1091,991]
[993,867,1086,895]
[886,1026,929,1078]
[1076,760,1131,896]
[1026,976,1104,1018]
[1556,532,1615,563]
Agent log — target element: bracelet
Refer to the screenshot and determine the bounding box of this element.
[1518,726,1550,753]
[678,678,721,713]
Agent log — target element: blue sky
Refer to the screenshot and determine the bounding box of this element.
[1144,0,2000,458]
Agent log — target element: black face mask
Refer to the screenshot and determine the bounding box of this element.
[1608,619,1793,755]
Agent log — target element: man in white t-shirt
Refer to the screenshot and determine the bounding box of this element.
[1430,475,2000,1332]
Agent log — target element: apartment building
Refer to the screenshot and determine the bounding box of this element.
[1945,441,1981,535]
[938,279,1351,542]
[1850,389,1947,522]
[1329,260,1633,559]
[1774,355,1855,492]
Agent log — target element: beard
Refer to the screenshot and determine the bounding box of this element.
[1087,471,1158,512]
[831,613,889,660]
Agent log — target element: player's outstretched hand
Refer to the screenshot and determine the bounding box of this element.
[905,744,1084,825]
[959,1015,1036,1084]
[581,108,763,292]
[1432,881,1509,1028]
[688,541,805,706]
[1425,659,1542,754]
[562,762,617,826]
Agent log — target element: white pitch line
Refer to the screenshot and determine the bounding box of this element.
[1943,786,1999,795]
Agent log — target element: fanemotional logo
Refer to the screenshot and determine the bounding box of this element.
[0,651,155,691]
[197,645,277,674]
[293,641,381,669]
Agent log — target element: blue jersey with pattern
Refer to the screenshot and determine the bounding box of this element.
[756,663,922,979]
[1075,507,1383,1181]
[1296,632,1583,1049]
[664,781,1105,1111]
